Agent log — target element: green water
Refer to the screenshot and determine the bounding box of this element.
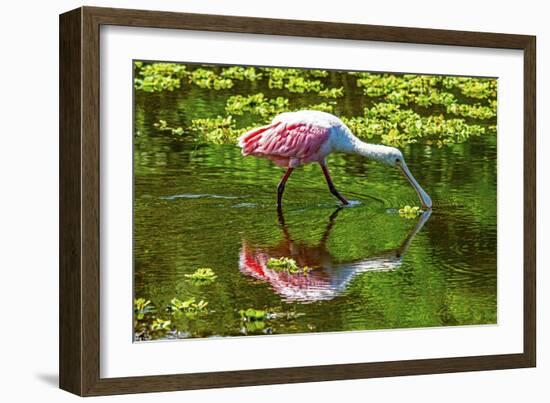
[133,74,497,341]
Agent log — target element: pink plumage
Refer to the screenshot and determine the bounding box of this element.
[238,113,330,168]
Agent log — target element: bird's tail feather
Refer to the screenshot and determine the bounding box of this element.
[237,123,277,155]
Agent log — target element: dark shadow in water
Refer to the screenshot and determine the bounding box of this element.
[239,208,431,302]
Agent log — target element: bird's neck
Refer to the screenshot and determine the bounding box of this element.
[349,140,394,164]
[333,126,395,164]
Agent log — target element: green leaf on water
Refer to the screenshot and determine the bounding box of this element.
[184,268,217,285]
[398,205,422,219]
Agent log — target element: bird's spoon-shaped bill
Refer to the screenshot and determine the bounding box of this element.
[398,162,432,210]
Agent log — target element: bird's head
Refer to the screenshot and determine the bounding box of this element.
[376,146,432,210]
[346,141,433,210]
[394,150,432,210]
[383,147,405,167]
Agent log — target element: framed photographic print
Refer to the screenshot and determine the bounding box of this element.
[59,6,536,396]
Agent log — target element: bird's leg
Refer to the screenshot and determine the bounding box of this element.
[277,167,294,210]
[320,163,349,205]
[319,207,343,246]
[277,206,292,241]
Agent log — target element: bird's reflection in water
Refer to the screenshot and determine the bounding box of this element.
[239,208,432,303]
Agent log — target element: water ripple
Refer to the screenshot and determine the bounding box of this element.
[161,193,241,200]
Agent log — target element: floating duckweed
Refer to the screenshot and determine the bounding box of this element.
[188,68,234,90]
[262,68,327,92]
[414,90,456,108]
[134,298,156,320]
[169,297,209,318]
[385,90,412,105]
[399,205,422,218]
[284,76,324,93]
[153,119,184,135]
[443,76,498,99]
[340,116,383,140]
[221,66,263,81]
[180,98,492,148]
[354,74,498,119]
[267,257,298,272]
[445,103,496,120]
[262,68,301,89]
[263,68,286,89]
[267,257,312,274]
[190,116,244,144]
[134,62,188,92]
[355,73,441,100]
[184,268,217,285]
[136,63,497,148]
[239,308,269,334]
[363,103,490,147]
[134,63,264,92]
[319,87,344,98]
[150,318,172,332]
[240,308,267,321]
[134,298,173,340]
[238,308,306,335]
[307,69,330,78]
[355,73,399,97]
[225,93,289,118]
[356,73,496,103]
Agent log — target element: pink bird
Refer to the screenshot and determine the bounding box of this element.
[238,110,432,209]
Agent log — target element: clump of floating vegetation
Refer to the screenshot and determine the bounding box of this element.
[239,308,269,333]
[188,68,234,90]
[398,205,422,219]
[354,73,497,107]
[225,93,289,119]
[220,66,263,81]
[134,294,212,340]
[133,62,188,92]
[240,308,267,321]
[262,68,328,92]
[188,115,250,144]
[134,298,156,320]
[267,257,312,274]
[184,268,217,285]
[359,102,492,147]
[285,76,323,93]
[134,62,497,148]
[267,257,298,272]
[134,295,307,339]
[319,87,344,98]
[150,318,172,332]
[134,299,174,340]
[238,307,306,335]
[168,297,209,319]
[153,119,184,135]
[446,102,496,120]
[442,76,497,99]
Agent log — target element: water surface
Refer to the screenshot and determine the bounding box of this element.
[134,74,497,340]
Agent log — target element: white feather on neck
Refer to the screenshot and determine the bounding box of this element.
[332,128,397,165]
[352,141,398,165]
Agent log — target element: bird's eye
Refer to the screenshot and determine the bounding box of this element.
[395,158,400,163]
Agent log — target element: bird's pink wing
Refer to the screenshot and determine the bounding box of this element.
[238,121,330,166]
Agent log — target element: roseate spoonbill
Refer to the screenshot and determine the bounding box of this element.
[239,207,432,302]
[238,110,432,209]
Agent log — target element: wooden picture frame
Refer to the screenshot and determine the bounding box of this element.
[59,6,536,396]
